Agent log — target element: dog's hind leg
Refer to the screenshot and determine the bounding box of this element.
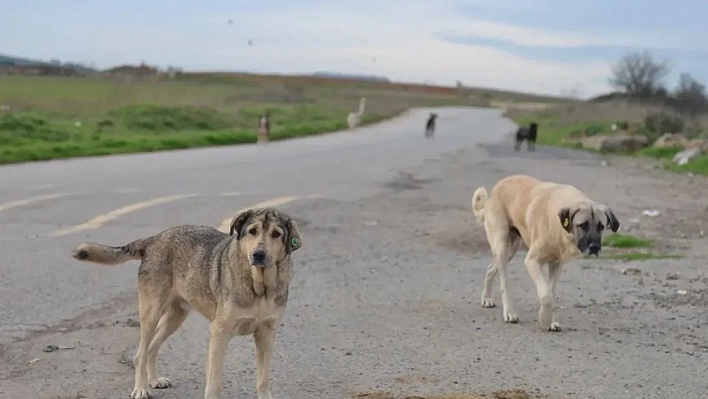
[524,251,555,331]
[484,225,520,323]
[146,299,189,390]
[254,325,278,399]
[547,262,563,331]
[131,289,166,399]
[480,234,521,308]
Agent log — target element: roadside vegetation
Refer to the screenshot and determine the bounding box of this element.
[0,71,564,165]
[506,50,708,176]
[596,232,681,262]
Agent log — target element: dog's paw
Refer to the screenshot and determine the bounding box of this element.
[549,322,562,332]
[130,388,152,399]
[503,312,519,323]
[481,298,496,308]
[258,390,274,399]
[150,377,172,389]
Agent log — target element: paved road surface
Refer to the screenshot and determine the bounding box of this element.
[0,107,512,340]
[2,107,707,399]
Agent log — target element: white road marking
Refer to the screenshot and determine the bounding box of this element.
[48,194,198,237]
[218,195,320,233]
[113,188,140,194]
[0,193,81,213]
[219,191,242,197]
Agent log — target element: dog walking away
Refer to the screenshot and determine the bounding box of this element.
[71,207,302,399]
[514,122,538,151]
[471,175,619,332]
[425,113,438,138]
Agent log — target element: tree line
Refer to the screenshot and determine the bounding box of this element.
[608,50,707,118]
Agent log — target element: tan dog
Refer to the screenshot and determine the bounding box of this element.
[70,207,302,399]
[471,175,619,331]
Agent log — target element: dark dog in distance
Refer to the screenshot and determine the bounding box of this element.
[425,113,438,138]
[514,122,538,152]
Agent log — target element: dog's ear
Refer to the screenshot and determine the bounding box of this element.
[604,208,620,232]
[229,209,253,238]
[285,218,302,254]
[558,207,573,233]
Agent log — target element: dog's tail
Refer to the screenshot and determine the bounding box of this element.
[71,237,153,265]
[471,187,488,223]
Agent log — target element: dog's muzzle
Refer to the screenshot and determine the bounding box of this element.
[587,243,601,257]
[251,249,268,268]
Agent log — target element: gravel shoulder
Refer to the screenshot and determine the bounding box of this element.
[2,139,708,399]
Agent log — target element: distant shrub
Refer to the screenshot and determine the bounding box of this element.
[644,112,684,135]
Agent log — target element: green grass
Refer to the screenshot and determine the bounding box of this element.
[592,232,682,261]
[0,73,513,164]
[602,233,653,248]
[0,104,394,164]
[603,252,683,261]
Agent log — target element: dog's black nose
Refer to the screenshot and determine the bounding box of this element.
[588,243,601,256]
[252,249,266,264]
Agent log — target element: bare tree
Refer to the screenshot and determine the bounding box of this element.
[670,73,708,117]
[609,50,671,98]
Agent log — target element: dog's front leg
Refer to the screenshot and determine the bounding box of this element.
[524,254,555,331]
[204,323,231,399]
[547,262,563,331]
[254,325,278,399]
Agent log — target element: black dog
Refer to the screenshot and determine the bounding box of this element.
[514,122,538,151]
[425,113,438,138]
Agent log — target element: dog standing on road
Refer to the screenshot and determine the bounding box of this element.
[71,207,302,399]
[471,175,620,332]
[257,112,271,143]
[425,113,438,138]
[514,122,538,151]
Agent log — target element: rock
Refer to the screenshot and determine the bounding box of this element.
[622,267,642,276]
[673,147,701,165]
[600,135,648,153]
[686,139,708,154]
[581,135,610,151]
[653,133,688,149]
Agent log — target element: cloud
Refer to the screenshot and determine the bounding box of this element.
[13,0,701,97]
[189,2,612,97]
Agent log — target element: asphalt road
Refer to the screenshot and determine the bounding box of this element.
[0,107,513,342]
[2,107,706,399]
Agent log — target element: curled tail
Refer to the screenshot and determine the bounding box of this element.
[471,187,488,223]
[71,237,153,265]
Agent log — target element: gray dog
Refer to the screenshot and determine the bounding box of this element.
[71,207,302,399]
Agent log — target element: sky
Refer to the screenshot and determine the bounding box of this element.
[0,0,704,99]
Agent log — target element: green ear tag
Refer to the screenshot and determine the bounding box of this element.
[290,237,300,247]
[562,218,569,228]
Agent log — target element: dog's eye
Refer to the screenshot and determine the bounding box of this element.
[598,223,605,231]
[579,222,589,230]
[271,231,281,239]
[248,228,258,236]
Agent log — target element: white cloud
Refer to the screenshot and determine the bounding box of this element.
[190,2,613,97]
[8,0,675,97]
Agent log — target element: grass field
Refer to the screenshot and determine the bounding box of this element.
[0,73,565,165]
[505,101,708,175]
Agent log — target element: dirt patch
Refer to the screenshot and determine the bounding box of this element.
[355,388,551,399]
[384,172,437,193]
[429,222,493,255]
